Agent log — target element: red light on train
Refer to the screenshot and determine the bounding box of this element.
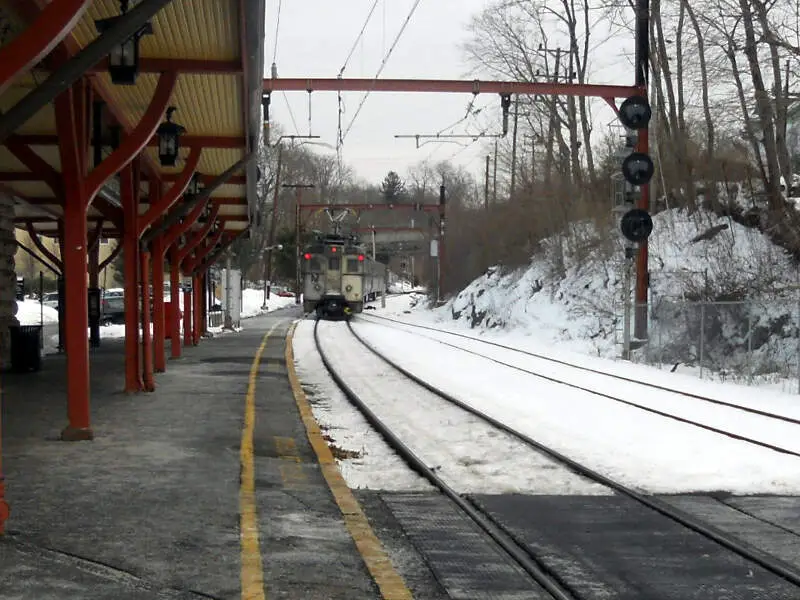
[357,254,365,261]
[303,253,311,260]
[331,246,337,253]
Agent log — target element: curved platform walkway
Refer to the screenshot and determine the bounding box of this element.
[0,308,415,600]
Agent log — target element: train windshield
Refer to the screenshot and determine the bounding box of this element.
[346,258,361,273]
[328,257,340,270]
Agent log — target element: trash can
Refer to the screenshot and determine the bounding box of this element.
[9,324,42,373]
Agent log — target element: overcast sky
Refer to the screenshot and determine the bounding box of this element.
[265,0,632,186]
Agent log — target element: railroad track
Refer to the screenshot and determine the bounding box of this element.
[355,313,800,458]
[311,318,800,599]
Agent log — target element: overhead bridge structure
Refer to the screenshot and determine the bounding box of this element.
[0,0,266,531]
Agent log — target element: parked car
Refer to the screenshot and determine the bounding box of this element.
[277,288,295,298]
[102,288,125,324]
[41,292,59,310]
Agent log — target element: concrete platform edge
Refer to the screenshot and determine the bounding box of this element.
[285,320,413,600]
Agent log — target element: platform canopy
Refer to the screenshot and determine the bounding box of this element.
[0,0,265,240]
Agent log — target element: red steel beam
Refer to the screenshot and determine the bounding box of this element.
[138,148,201,235]
[176,210,220,266]
[190,230,245,275]
[264,78,640,99]
[161,198,211,249]
[0,0,90,96]
[183,228,224,274]
[9,134,246,149]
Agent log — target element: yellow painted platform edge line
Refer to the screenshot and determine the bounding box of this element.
[285,321,413,600]
[241,323,280,600]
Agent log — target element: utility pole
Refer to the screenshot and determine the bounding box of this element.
[510,95,519,200]
[438,183,446,305]
[262,144,282,307]
[484,154,490,211]
[283,183,315,304]
[492,139,498,204]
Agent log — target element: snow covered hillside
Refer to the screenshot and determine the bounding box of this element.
[431,208,800,390]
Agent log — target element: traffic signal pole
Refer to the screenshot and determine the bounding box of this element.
[634,0,650,340]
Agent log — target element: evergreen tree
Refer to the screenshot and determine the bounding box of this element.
[380,171,406,203]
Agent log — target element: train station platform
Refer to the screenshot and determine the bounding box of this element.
[0,308,416,600]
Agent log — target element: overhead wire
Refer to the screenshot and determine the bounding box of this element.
[336,0,381,185]
[338,0,380,78]
[271,0,282,65]
[341,0,425,142]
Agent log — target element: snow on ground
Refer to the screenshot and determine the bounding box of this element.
[292,293,800,495]
[292,319,430,492]
[240,288,297,318]
[312,319,609,495]
[395,209,800,392]
[15,299,59,325]
[349,312,800,494]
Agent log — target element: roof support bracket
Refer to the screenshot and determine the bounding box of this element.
[16,241,61,275]
[0,0,178,143]
[85,71,177,204]
[175,207,220,266]
[137,148,201,235]
[183,228,224,273]
[4,138,62,194]
[0,0,91,96]
[191,229,247,276]
[25,221,63,271]
[141,151,255,247]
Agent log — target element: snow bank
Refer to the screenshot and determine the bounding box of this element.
[427,208,800,389]
[16,299,59,325]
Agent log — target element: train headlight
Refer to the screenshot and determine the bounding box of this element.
[314,284,321,291]
[345,285,353,292]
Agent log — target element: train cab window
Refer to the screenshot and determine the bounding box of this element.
[346,258,361,273]
[308,257,323,272]
[328,257,340,270]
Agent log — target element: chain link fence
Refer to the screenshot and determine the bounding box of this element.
[634,297,800,392]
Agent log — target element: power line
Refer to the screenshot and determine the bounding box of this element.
[271,0,283,64]
[338,0,380,77]
[282,91,299,134]
[341,0,425,142]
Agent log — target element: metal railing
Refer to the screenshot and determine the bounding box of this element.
[632,297,800,392]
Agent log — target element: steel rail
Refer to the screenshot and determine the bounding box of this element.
[345,319,800,589]
[360,312,800,426]
[355,315,800,458]
[312,319,578,600]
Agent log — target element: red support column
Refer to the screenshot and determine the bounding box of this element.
[121,163,142,393]
[169,247,181,359]
[140,249,155,391]
[55,81,93,442]
[152,235,166,372]
[192,273,202,345]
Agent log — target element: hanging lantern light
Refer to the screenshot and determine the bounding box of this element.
[156,107,185,167]
[187,172,201,197]
[95,0,153,85]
